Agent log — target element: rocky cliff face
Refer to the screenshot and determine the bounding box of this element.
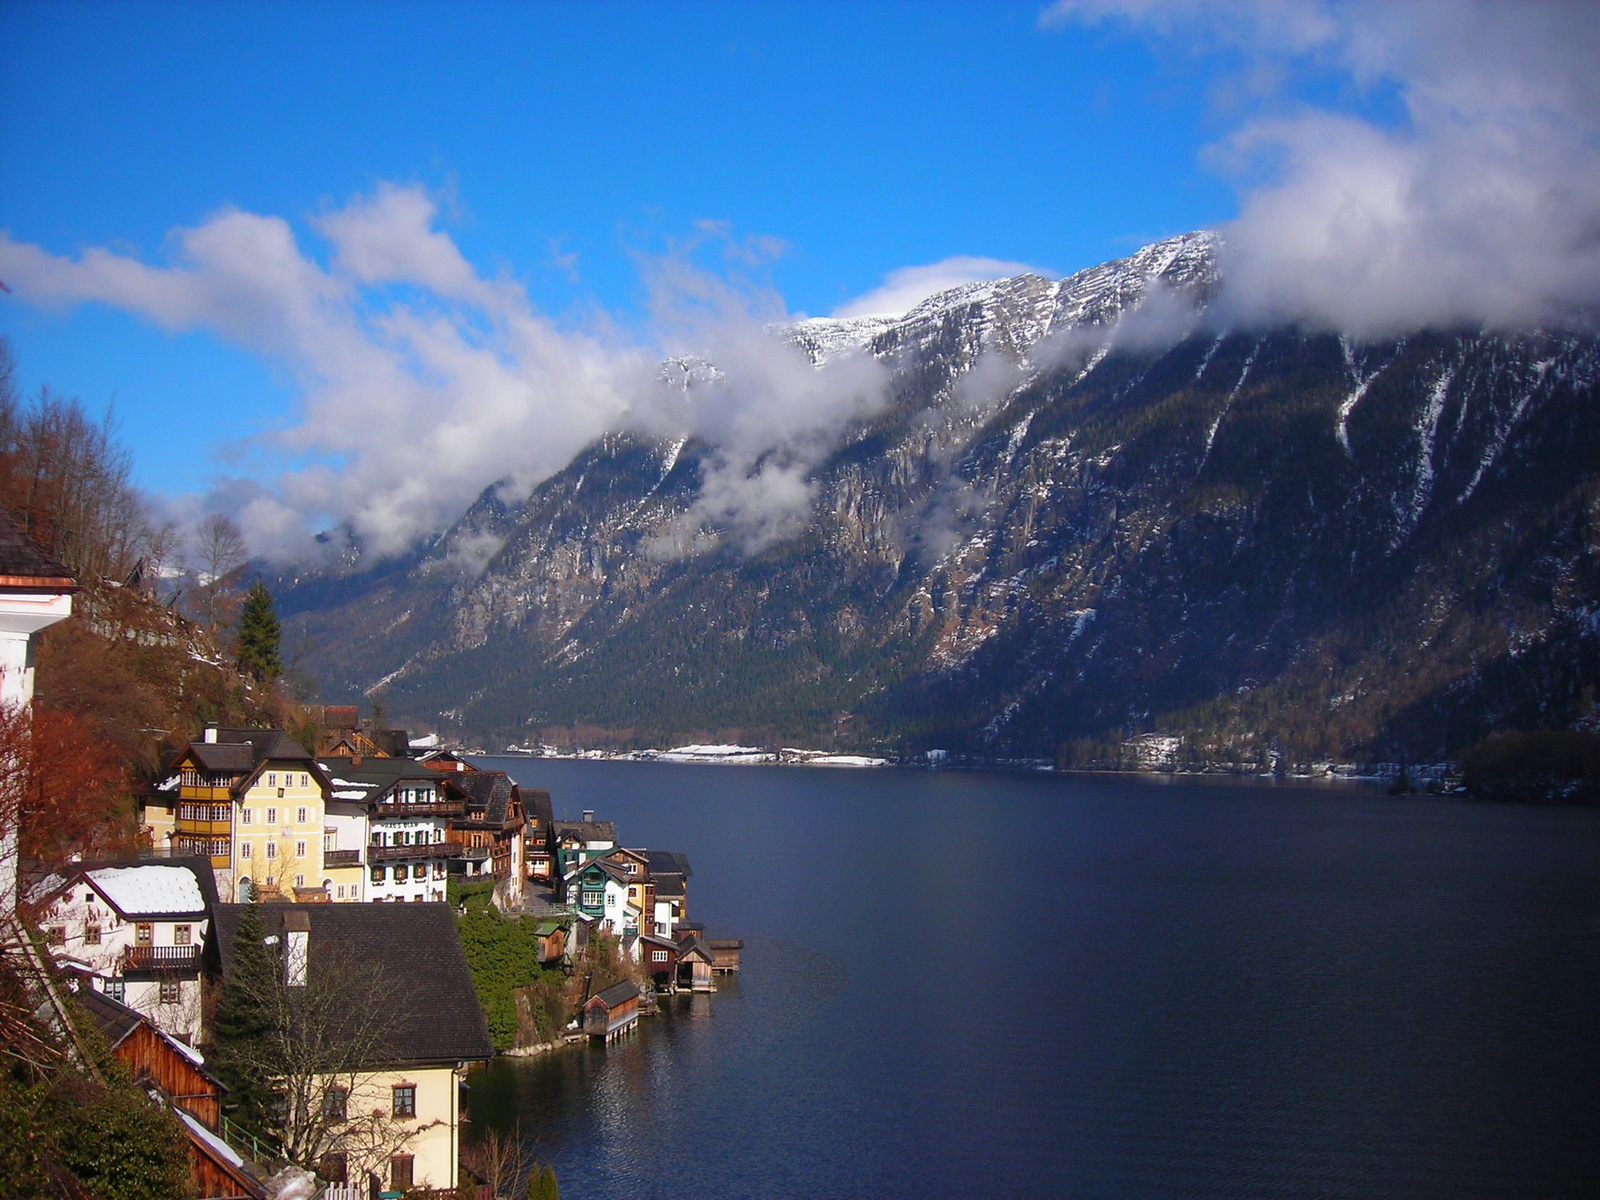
[274,233,1600,763]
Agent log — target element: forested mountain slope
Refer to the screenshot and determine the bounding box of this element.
[274,234,1600,765]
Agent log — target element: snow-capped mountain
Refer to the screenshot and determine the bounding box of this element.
[273,232,1600,764]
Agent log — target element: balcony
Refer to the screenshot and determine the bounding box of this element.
[378,800,465,817]
[122,945,201,973]
[369,842,463,862]
[323,849,362,867]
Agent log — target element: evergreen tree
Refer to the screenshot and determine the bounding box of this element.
[209,900,277,1140]
[526,1163,558,1200]
[236,581,282,681]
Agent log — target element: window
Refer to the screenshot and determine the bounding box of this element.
[323,1087,348,1121]
[266,807,278,825]
[265,843,277,860]
[394,864,408,882]
[46,926,65,946]
[324,832,334,851]
[135,923,152,946]
[582,890,602,908]
[104,978,125,1003]
[652,949,668,963]
[295,840,307,859]
[174,925,192,946]
[371,866,386,884]
[159,980,180,1004]
[391,1085,416,1119]
[240,842,253,859]
[241,808,254,825]
[300,773,309,789]
[349,883,360,900]
[266,772,276,788]
[84,924,101,945]
[318,1153,348,1185]
[606,892,617,908]
[390,1154,414,1191]
[336,885,345,899]
[297,807,308,825]
[294,874,305,889]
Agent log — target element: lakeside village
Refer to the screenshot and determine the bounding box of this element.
[0,512,738,1200]
[21,718,743,1198]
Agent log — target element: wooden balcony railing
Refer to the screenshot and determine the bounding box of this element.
[122,945,201,972]
[379,800,465,817]
[369,842,463,862]
[323,849,362,866]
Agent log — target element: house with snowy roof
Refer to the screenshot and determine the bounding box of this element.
[318,755,468,903]
[30,856,218,1043]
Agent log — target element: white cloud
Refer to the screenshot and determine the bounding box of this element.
[832,256,1050,318]
[1043,0,1600,336]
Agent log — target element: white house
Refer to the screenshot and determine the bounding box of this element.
[0,512,76,922]
[30,858,217,1044]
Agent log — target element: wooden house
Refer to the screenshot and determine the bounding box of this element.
[533,920,568,965]
[676,933,716,993]
[445,771,526,900]
[639,934,679,990]
[582,979,642,1041]
[708,938,744,974]
[75,986,265,1200]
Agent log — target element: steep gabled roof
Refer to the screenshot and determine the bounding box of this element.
[570,857,630,885]
[449,771,521,825]
[34,857,218,920]
[520,787,553,829]
[212,903,493,1066]
[187,743,254,774]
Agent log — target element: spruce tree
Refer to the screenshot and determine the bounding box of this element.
[209,900,278,1141]
[236,581,283,681]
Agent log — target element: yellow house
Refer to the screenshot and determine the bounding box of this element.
[142,728,334,903]
[211,902,493,1192]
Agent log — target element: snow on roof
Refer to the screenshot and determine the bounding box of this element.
[409,733,441,749]
[175,1105,245,1169]
[332,789,370,800]
[88,865,206,915]
[155,775,180,791]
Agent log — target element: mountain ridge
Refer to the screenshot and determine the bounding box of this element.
[272,233,1600,763]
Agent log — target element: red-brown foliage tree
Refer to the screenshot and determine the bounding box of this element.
[0,703,134,864]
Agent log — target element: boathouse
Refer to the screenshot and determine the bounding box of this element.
[708,938,743,974]
[640,933,679,990]
[583,979,642,1040]
[676,934,716,992]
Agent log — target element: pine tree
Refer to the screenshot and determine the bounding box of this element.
[209,900,278,1140]
[236,581,282,681]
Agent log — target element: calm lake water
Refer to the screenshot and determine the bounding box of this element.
[464,759,1600,1199]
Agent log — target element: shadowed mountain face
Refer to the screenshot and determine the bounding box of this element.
[273,234,1600,763]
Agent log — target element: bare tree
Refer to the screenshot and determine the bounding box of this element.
[191,513,248,629]
[461,1122,533,1199]
[214,935,426,1178]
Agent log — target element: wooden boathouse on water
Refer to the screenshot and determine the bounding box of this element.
[583,979,643,1041]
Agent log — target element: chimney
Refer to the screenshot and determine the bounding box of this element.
[582,810,595,823]
[283,911,310,987]
[203,727,218,743]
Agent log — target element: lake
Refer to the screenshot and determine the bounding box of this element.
[464,759,1600,1199]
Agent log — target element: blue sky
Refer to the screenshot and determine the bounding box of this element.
[0,4,1225,492]
[2,1,1595,559]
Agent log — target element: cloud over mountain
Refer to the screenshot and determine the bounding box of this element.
[1046,0,1600,336]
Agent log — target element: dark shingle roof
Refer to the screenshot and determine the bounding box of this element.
[554,819,616,843]
[0,510,75,586]
[652,875,686,899]
[591,979,640,1009]
[574,858,629,885]
[211,903,493,1066]
[452,771,517,823]
[189,743,255,773]
[75,985,145,1051]
[645,850,693,878]
[318,756,441,787]
[521,788,553,829]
